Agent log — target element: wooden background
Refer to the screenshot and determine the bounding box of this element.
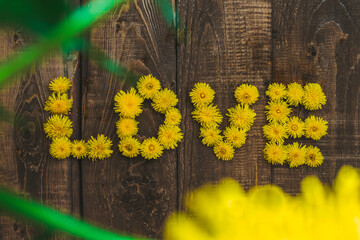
[0,0,359,239]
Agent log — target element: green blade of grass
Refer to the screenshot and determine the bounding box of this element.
[0,0,128,89]
[0,187,151,240]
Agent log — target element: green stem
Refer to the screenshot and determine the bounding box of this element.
[0,187,151,240]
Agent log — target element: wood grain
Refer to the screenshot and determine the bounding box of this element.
[177,0,272,207]
[81,1,176,238]
[272,0,360,194]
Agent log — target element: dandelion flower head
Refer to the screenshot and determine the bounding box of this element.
[71,140,87,159]
[137,75,161,99]
[223,126,247,148]
[165,108,182,126]
[286,116,305,138]
[190,83,215,107]
[234,84,259,106]
[87,134,113,161]
[140,137,163,160]
[287,142,306,168]
[152,88,178,113]
[287,82,304,106]
[262,122,288,144]
[199,126,223,147]
[119,137,141,158]
[44,93,73,114]
[43,114,73,139]
[49,76,71,93]
[116,117,138,139]
[158,125,183,150]
[305,145,324,167]
[49,137,72,159]
[227,104,256,131]
[213,141,235,161]
[192,104,222,128]
[265,83,287,101]
[302,83,326,110]
[114,88,144,118]
[304,115,328,141]
[263,142,287,165]
[265,101,291,123]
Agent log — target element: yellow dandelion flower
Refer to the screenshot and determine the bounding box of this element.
[49,76,71,93]
[199,126,223,147]
[137,75,161,99]
[305,145,324,167]
[152,88,178,113]
[189,83,215,107]
[227,104,256,131]
[158,125,183,150]
[71,140,87,159]
[287,142,306,168]
[265,83,287,101]
[87,134,113,161]
[302,83,326,110]
[304,115,328,140]
[223,126,247,148]
[119,137,140,158]
[286,116,305,138]
[287,82,304,106]
[140,137,163,160]
[234,84,259,106]
[43,114,73,139]
[49,137,72,159]
[263,142,287,165]
[265,101,291,123]
[165,108,182,126]
[213,141,235,161]
[116,117,138,138]
[44,93,73,114]
[262,122,288,144]
[192,104,222,128]
[114,88,144,118]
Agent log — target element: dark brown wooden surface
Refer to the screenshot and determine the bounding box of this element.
[0,0,359,239]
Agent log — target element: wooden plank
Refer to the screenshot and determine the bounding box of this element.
[272,0,360,194]
[81,1,177,238]
[0,30,81,239]
[177,0,272,206]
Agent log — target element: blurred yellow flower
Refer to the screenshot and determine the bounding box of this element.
[189,83,215,107]
[137,74,161,99]
[227,104,256,131]
[213,141,235,161]
[43,114,73,139]
[152,88,178,113]
[265,82,287,101]
[71,140,87,159]
[116,117,138,139]
[165,108,182,126]
[223,126,247,148]
[265,101,291,123]
[44,93,73,114]
[262,122,288,144]
[49,137,72,159]
[199,126,223,147]
[158,124,183,150]
[263,142,287,165]
[304,115,328,140]
[302,83,326,110]
[234,84,259,106]
[305,145,323,167]
[118,137,140,158]
[114,88,143,118]
[192,104,222,128]
[87,134,113,161]
[49,76,71,93]
[287,142,306,167]
[140,137,163,160]
[286,82,304,106]
[286,116,304,138]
